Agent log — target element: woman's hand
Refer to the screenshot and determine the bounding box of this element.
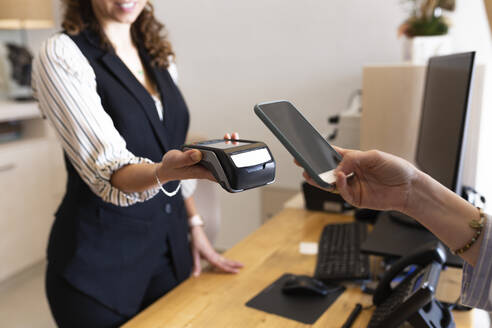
[155,132,240,183]
[301,147,419,213]
[190,226,244,277]
[224,132,239,140]
[157,149,214,183]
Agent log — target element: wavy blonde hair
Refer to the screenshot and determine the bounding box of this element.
[61,0,174,68]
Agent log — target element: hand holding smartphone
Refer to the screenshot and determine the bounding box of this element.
[254,100,348,189]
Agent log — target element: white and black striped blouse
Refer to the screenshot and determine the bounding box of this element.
[31,33,196,207]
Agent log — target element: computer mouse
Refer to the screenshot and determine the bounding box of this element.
[281,274,338,297]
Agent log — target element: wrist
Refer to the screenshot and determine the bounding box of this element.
[190,225,204,232]
[189,214,205,228]
[403,168,477,223]
[155,162,167,185]
[400,169,426,216]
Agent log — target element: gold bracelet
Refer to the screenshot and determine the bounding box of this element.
[452,207,486,255]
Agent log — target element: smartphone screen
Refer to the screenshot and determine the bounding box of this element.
[255,101,342,183]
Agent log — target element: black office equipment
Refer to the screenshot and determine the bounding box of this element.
[368,242,454,328]
[354,208,380,225]
[0,121,22,143]
[462,185,487,208]
[362,52,475,266]
[0,43,34,100]
[281,274,343,296]
[362,212,463,267]
[416,53,475,197]
[183,139,275,193]
[342,303,363,328]
[302,182,353,213]
[246,273,345,324]
[314,222,370,281]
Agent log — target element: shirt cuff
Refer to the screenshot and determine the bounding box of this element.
[181,179,197,199]
[460,213,492,310]
[97,156,160,207]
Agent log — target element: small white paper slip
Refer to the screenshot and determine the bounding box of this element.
[299,242,318,255]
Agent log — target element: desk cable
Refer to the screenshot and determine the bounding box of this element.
[443,296,472,312]
[341,303,374,328]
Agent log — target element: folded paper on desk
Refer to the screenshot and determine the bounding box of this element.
[246,273,345,324]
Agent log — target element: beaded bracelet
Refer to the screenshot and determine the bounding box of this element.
[452,207,486,255]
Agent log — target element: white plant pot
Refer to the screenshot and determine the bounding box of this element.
[402,35,452,64]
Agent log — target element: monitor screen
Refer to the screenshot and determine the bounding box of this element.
[415,52,475,194]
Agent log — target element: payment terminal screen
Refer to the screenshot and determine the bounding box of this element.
[205,141,252,149]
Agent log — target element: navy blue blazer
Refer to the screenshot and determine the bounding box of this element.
[47,30,193,316]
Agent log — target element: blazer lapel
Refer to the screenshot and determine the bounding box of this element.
[138,49,173,132]
[100,52,170,152]
[139,50,169,108]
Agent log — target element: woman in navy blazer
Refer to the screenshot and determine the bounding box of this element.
[32,1,242,327]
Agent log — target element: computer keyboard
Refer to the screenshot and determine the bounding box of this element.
[314,222,370,281]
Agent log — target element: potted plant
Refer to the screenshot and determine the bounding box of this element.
[399,0,456,63]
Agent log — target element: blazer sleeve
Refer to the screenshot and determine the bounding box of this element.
[32,33,161,207]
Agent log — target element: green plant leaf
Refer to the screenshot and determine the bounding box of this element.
[407,16,449,36]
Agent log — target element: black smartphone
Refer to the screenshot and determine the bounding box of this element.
[255,100,345,189]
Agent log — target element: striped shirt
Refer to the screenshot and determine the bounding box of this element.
[461,213,492,310]
[31,33,196,207]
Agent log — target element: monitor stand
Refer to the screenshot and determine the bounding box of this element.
[388,211,425,230]
[361,211,463,268]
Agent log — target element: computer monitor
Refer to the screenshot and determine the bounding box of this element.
[361,52,476,267]
[415,52,475,195]
[390,52,476,224]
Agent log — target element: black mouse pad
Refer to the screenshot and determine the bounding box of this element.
[245,273,345,324]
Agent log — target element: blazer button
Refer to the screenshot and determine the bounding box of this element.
[165,203,172,214]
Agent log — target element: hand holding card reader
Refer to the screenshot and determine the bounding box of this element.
[368,242,455,328]
[183,139,275,193]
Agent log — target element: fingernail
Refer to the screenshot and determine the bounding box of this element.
[191,151,201,162]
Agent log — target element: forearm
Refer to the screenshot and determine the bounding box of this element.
[184,196,198,218]
[110,162,159,193]
[111,149,211,194]
[403,170,482,266]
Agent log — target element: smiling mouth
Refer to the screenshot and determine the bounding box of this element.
[117,1,136,9]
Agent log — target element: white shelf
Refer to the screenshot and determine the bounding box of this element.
[0,99,64,283]
[0,100,41,122]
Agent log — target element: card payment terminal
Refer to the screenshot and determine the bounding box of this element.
[183,139,276,193]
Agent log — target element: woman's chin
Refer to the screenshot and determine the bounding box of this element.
[111,4,144,24]
[108,13,140,25]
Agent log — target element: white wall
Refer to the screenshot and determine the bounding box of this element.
[450,0,492,61]
[448,0,492,204]
[155,0,406,190]
[153,0,407,248]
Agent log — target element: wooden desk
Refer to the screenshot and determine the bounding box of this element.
[123,209,474,327]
